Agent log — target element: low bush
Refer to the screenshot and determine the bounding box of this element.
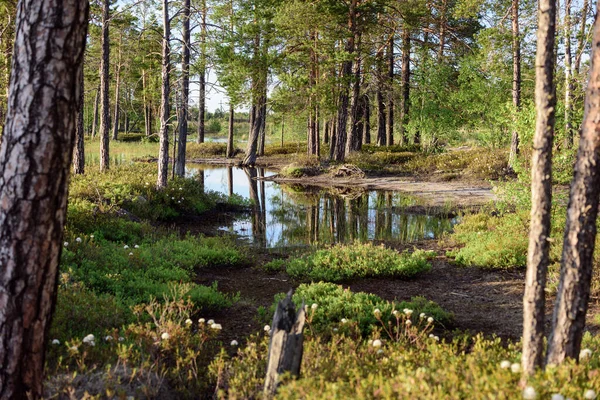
[187,142,229,157]
[286,242,433,281]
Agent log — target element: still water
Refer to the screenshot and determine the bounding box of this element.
[187,164,456,248]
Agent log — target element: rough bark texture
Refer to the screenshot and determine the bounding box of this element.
[332,0,357,162]
[263,291,306,397]
[227,105,234,158]
[99,0,110,171]
[91,85,99,139]
[347,36,361,155]
[386,38,394,146]
[243,31,267,166]
[522,0,556,375]
[157,0,170,189]
[564,0,574,149]
[175,0,190,177]
[197,0,206,144]
[73,67,85,175]
[547,2,600,365]
[509,0,521,168]
[363,94,371,144]
[574,0,588,75]
[399,28,411,145]
[376,67,386,146]
[0,0,88,397]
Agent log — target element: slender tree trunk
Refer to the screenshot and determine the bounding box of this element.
[399,28,411,145]
[386,38,394,146]
[308,30,319,156]
[157,0,171,189]
[438,0,447,61]
[363,94,371,144]
[377,74,386,145]
[547,1,600,365]
[509,0,521,168]
[91,85,100,139]
[0,0,88,397]
[226,105,235,158]
[142,69,151,137]
[522,0,556,375]
[197,0,207,144]
[574,0,589,75]
[99,0,110,170]
[175,0,190,177]
[74,68,85,175]
[347,34,362,155]
[333,0,357,162]
[564,0,574,149]
[112,34,122,141]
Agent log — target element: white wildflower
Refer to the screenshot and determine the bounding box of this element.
[373,308,381,317]
[264,325,271,332]
[371,339,382,348]
[377,349,384,355]
[123,245,129,249]
[51,339,60,345]
[584,389,597,400]
[510,363,521,373]
[69,346,78,352]
[427,317,434,323]
[231,340,239,346]
[161,332,170,340]
[403,308,413,316]
[64,242,69,247]
[185,319,193,325]
[75,237,82,243]
[499,360,511,369]
[198,318,205,324]
[179,187,183,191]
[118,336,125,342]
[207,319,215,325]
[551,394,565,400]
[333,328,338,332]
[420,313,426,319]
[429,334,435,338]
[82,334,95,344]
[341,318,348,324]
[90,234,94,238]
[134,245,139,249]
[392,310,399,317]
[434,336,440,342]
[129,252,133,256]
[104,336,113,342]
[405,319,412,327]
[311,303,318,310]
[522,386,537,400]
[211,323,222,330]
[580,348,593,361]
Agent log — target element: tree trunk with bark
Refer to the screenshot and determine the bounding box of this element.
[74,67,85,175]
[363,94,371,144]
[99,0,110,170]
[175,0,190,177]
[509,0,521,168]
[333,0,357,162]
[547,1,600,365]
[91,85,100,139]
[386,38,394,146]
[399,28,411,145]
[227,105,234,158]
[347,34,362,155]
[157,0,171,189]
[574,0,589,75]
[0,0,88,397]
[197,0,207,144]
[564,0,574,149]
[522,0,556,375]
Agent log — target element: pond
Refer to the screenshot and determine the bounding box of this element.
[187,164,457,248]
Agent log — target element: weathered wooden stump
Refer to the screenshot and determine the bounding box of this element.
[263,290,306,397]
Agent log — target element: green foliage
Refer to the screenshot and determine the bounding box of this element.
[281,282,452,335]
[259,258,287,273]
[61,233,244,307]
[447,212,529,269]
[187,142,229,157]
[286,242,433,282]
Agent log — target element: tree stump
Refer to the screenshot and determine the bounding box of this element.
[263,290,306,397]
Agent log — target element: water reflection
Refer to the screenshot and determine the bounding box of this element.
[186,164,456,248]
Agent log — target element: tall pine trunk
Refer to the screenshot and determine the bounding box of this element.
[399,28,411,145]
[175,0,190,177]
[74,67,85,175]
[347,33,362,155]
[157,0,171,189]
[0,0,88,396]
[99,0,110,171]
[112,34,122,141]
[564,0,574,149]
[386,38,394,146]
[522,0,556,375]
[547,1,600,365]
[197,0,207,144]
[509,0,521,168]
[227,105,234,158]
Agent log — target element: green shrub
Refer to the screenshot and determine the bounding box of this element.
[260,259,287,273]
[275,282,452,335]
[187,142,229,157]
[286,242,433,281]
[447,212,529,269]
